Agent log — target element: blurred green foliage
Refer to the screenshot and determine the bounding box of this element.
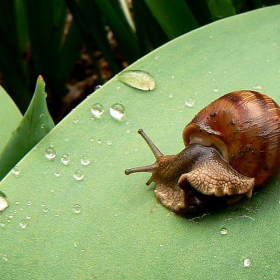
[0,0,279,119]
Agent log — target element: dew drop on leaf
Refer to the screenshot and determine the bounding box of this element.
[213,86,219,93]
[61,154,70,165]
[220,227,228,235]
[253,85,263,90]
[12,166,21,176]
[44,147,56,159]
[91,103,104,118]
[42,204,49,213]
[54,171,61,177]
[74,169,84,181]
[73,204,81,213]
[94,85,102,91]
[0,192,9,212]
[185,97,194,107]
[19,220,28,229]
[2,254,8,262]
[110,103,125,120]
[81,155,91,166]
[243,257,251,267]
[117,70,156,91]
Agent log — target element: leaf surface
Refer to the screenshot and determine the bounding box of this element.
[1,6,280,279]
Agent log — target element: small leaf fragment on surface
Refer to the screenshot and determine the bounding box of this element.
[117,70,156,91]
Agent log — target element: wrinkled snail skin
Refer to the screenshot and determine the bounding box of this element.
[125,91,280,215]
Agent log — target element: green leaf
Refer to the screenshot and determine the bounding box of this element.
[143,0,199,39]
[0,76,54,180]
[206,0,236,20]
[0,86,22,153]
[1,6,280,279]
[0,0,32,112]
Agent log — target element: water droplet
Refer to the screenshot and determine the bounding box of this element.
[185,97,194,107]
[213,87,219,93]
[0,192,9,211]
[91,103,104,118]
[117,86,121,91]
[155,56,159,60]
[81,155,91,166]
[2,254,8,262]
[253,85,263,90]
[110,103,125,120]
[27,201,32,206]
[220,227,228,235]
[107,140,112,146]
[243,257,251,267]
[42,204,49,213]
[73,204,81,213]
[19,220,28,229]
[54,171,61,177]
[26,215,32,220]
[74,169,84,181]
[168,94,173,98]
[117,70,156,91]
[12,166,21,176]
[159,244,164,247]
[126,129,131,134]
[73,119,79,124]
[61,154,70,165]
[97,139,102,144]
[44,147,56,159]
[40,113,45,118]
[94,85,102,91]
[41,124,45,129]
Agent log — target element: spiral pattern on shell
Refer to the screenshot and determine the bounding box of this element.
[183,90,280,186]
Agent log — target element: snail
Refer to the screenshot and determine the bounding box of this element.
[125,90,280,215]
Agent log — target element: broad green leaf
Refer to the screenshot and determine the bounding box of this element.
[0,86,22,153]
[1,6,280,279]
[0,76,54,180]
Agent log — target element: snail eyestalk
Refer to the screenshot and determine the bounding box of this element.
[125,129,163,176]
[125,163,158,176]
[137,129,163,159]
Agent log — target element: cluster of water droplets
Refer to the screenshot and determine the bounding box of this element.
[91,102,126,121]
[44,143,95,181]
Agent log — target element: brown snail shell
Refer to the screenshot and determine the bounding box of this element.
[125,90,280,215]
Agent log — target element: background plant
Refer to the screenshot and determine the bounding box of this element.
[0,0,279,122]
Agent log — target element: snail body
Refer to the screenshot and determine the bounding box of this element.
[125,91,280,215]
